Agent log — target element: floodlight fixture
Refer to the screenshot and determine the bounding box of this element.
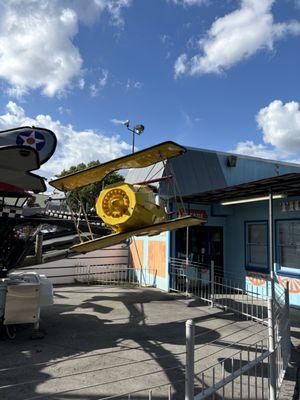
[134,124,144,135]
[123,120,145,153]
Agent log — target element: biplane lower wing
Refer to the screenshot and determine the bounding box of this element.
[71,215,205,253]
[50,141,186,191]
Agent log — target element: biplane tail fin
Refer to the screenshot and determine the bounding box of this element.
[71,215,205,253]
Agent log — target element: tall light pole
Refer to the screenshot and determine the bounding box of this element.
[123,120,145,153]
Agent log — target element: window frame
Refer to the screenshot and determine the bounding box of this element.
[245,220,269,273]
[276,219,300,277]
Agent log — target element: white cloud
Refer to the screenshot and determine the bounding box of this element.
[0,101,131,177]
[174,54,188,78]
[233,140,281,160]
[257,100,300,153]
[104,0,132,26]
[160,34,170,44]
[90,69,109,97]
[232,100,300,162]
[160,34,174,60]
[125,79,142,90]
[175,0,300,76]
[181,110,201,127]
[169,0,208,6]
[78,78,85,90]
[0,1,130,97]
[111,118,126,125]
[58,106,71,115]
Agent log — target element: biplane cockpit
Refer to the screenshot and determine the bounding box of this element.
[50,141,206,253]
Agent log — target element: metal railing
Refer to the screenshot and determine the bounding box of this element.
[169,259,291,400]
[194,335,270,399]
[74,264,158,287]
[3,259,290,400]
[169,258,267,323]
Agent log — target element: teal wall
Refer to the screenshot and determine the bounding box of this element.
[132,231,170,292]
[130,150,300,306]
[168,198,300,307]
[223,198,300,307]
[217,153,300,186]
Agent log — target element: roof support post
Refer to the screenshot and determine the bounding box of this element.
[186,226,190,297]
[268,187,276,295]
[268,187,277,399]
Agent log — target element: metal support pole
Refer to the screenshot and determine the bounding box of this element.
[186,226,190,297]
[35,232,43,264]
[185,319,195,400]
[211,260,215,308]
[285,280,290,309]
[140,267,143,288]
[285,281,291,344]
[268,189,277,399]
[267,297,277,400]
[268,189,276,303]
[132,131,135,153]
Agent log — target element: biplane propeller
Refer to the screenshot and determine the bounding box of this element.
[50,141,206,253]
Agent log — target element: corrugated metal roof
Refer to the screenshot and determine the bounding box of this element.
[125,162,164,188]
[183,173,300,203]
[160,149,226,197]
[125,145,300,198]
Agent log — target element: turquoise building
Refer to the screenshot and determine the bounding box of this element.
[127,147,300,307]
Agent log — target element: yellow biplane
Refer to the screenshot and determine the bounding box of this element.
[50,141,206,253]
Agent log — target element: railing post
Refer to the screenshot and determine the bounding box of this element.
[185,227,190,298]
[186,270,190,298]
[35,232,43,264]
[285,281,291,354]
[139,267,143,287]
[285,280,290,313]
[210,260,215,308]
[267,297,277,400]
[185,319,195,400]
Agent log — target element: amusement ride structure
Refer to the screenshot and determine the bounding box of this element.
[0,128,205,338]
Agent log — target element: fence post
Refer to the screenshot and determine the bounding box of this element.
[185,319,195,400]
[140,267,143,287]
[285,280,290,316]
[210,260,215,308]
[267,297,277,400]
[186,226,190,298]
[285,281,291,353]
[35,232,43,264]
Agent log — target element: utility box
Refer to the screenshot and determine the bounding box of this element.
[4,283,40,325]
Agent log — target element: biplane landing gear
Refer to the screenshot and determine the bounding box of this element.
[5,324,16,340]
[0,320,16,340]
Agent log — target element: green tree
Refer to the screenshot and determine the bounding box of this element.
[56,160,124,212]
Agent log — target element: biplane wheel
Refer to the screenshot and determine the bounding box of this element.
[5,325,16,340]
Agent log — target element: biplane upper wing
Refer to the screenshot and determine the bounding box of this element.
[50,141,186,191]
[70,215,205,253]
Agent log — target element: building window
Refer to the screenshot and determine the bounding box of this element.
[277,220,300,272]
[246,222,268,270]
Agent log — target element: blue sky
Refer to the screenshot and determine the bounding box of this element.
[0,0,299,177]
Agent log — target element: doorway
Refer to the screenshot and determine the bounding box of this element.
[174,226,224,274]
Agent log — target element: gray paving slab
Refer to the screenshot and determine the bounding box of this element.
[279,307,300,400]
[0,286,267,400]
